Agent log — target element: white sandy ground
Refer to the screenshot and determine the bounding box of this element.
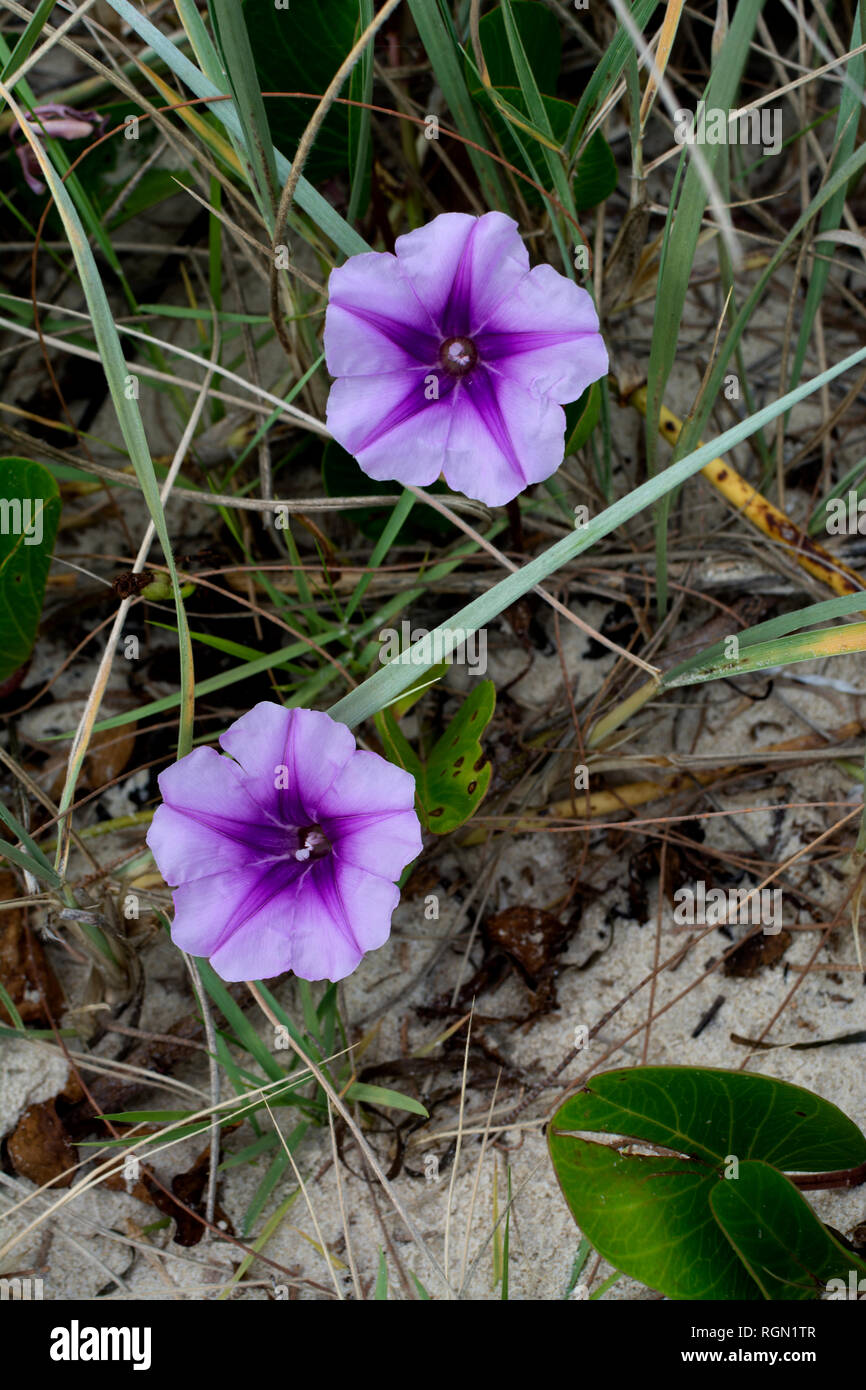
[2,229,866,1298]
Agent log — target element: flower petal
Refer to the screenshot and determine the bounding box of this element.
[219,703,356,824]
[147,803,257,887]
[169,863,298,980]
[287,859,399,982]
[326,371,453,486]
[320,750,422,878]
[148,746,281,886]
[325,250,439,375]
[394,211,529,335]
[441,370,566,506]
[476,264,609,402]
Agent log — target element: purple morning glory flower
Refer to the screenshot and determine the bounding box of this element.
[146,703,422,983]
[324,211,608,507]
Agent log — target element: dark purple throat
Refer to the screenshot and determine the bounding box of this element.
[439,335,478,377]
[293,823,331,863]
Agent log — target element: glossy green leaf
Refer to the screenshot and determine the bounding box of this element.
[375,680,495,833]
[573,129,618,211]
[243,0,366,181]
[710,1161,866,1300]
[548,1135,760,1299]
[0,457,61,684]
[551,1066,866,1172]
[472,0,562,94]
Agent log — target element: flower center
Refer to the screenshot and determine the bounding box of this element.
[293,823,331,862]
[439,335,478,376]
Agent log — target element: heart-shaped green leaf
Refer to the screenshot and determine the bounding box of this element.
[243,0,362,181]
[376,680,495,833]
[710,1160,866,1300]
[573,128,618,211]
[548,1134,760,1299]
[551,1066,866,1172]
[0,457,61,684]
[470,0,562,94]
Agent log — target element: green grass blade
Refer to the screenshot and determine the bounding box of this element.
[567,0,660,151]
[0,798,59,878]
[209,0,279,223]
[0,838,62,888]
[406,0,507,209]
[0,83,196,784]
[0,0,57,89]
[786,1,865,401]
[0,982,24,1030]
[347,0,374,226]
[663,622,866,689]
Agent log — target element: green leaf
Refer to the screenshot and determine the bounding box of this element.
[389,663,448,719]
[568,0,660,149]
[0,798,60,882]
[564,381,601,454]
[0,837,61,888]
[0,0,57,88]
[211,0,279,218]
[345,1082,429,1117]
[106,0,368,259]
[548,1135,760,1299]
[376,681,495,833]
[410,1271,431,1300]
[550,1066,866,1172]
[102,1110,195,1123]
[786,3,866,404]
[0,980,24,1030]
[0,458,60,683]
[710,1161,866,1301]
[243,0,362,181]
[472,0,561,93]
[573,129,618,211]
[347,0,374,225]
[662,621,866,689]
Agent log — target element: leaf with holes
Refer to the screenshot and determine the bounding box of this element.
[548,1133,760,1299]
[550,1065,866,1171]
[375,681,495,834]
[549,1066,866,1300]
[0,458,60,686]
